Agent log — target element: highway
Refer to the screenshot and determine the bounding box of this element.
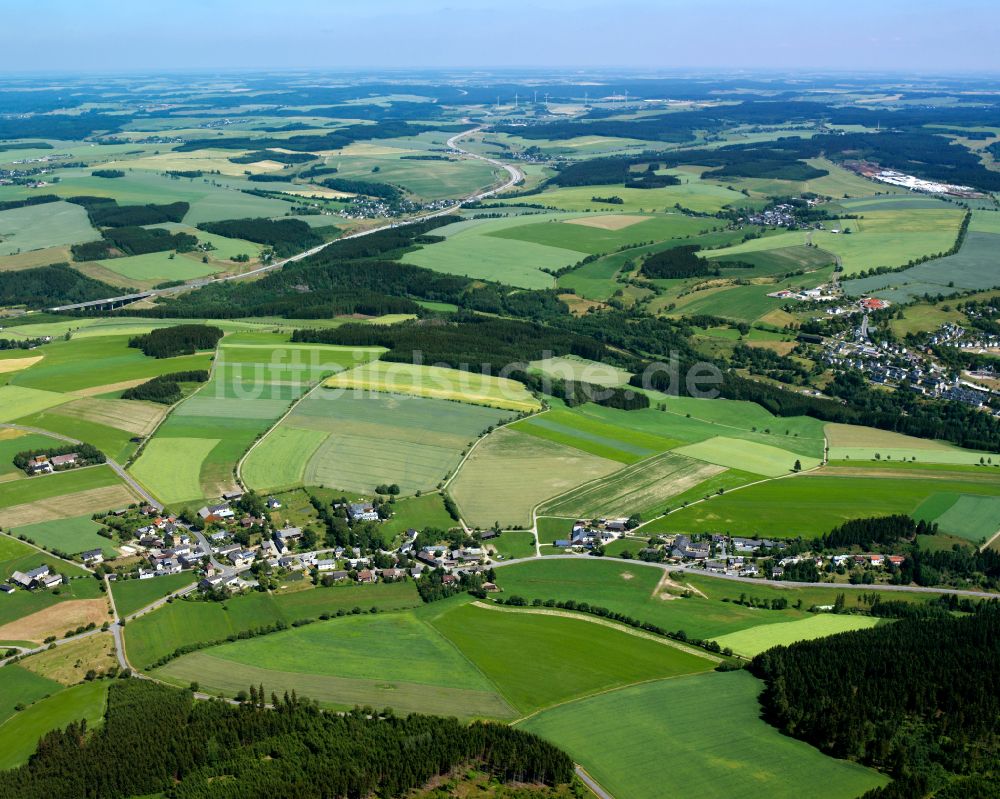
[47,126,522,313]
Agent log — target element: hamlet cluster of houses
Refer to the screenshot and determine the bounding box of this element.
[1,564,63,594]
[553,519,630,549]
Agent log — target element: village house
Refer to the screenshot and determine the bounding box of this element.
[315,558,337,572]
[274,527,302,551]
[266,496,281,509]
[277,556,301,571]
[380,567,403,581]
[348,503,379,522]
[10,565,54,590]
[81,549,104,565]
[26,456,54,475]
[357,569,376,584]
[229,550,255,568]
[198,503,235,523]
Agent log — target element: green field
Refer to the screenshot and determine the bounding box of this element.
[400,215,572,289]
[674,436,820,477]
[488,531,537,559]
[708,207,965,276]
[492,558,930,642]
[244,389,512,496]
[520,671,888,799]
[110,572,196,618]
[528,356,632,388]
[129,437,220,504]
[450,428,620,528]
[844,230,1000,301]
[157,610,515,719]
[918,494,1000,543]
[378,493,457,537]
[539,451,724,519]
[0,201,97,256]
[241,426,327,492]
[712,613,883,657]
[96,251,223,282]
[520,182,748,214]
[0,664,61,725]
[426,600,716,715]
[488,213,710,255]
[128,341,377,503]
[512,406,681,463]
[0,386,71,422]
[324,361,540,412]
[0,680,109,771]
[124,581,421,669]
[0,465,123,510]
[12,515,113,557]
[9,335,212,394]
[660,470,1000,537]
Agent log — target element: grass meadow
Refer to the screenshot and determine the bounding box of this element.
[244,390,511,496]
[0,680,109,771]
[11,515,113,557]
[450,428,620,528]
[712,614,883,657]
[426,600,715,715]
[659,470,1000,537]
[124,581,421,669]
[156,611,515,719]
[110,572,196,618]
[520,671,888,799]
[0,664,61,726]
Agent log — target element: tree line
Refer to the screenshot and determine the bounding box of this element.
[0,680,574,799]
[196,218,322,258]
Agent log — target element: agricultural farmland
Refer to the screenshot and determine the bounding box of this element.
[425,600,716,715]
[156,610,516,719]
[0,680,109,771]
[450,427,620,527]
[520,671,888,799]
[244,389,511,495]
[123,581,421,669]
[658,470,1000,537]
[712,614,884,658]
[0,466,140,528]
[539,451,724,518]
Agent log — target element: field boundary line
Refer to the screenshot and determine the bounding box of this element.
[419,613,519,720]
[235,379,328,491]
[469,600,722,663]
[0,529,95,574]
[441,407,550,495]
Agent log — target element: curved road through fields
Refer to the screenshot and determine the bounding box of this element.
[48,127,522,312]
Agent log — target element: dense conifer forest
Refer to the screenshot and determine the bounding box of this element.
[751,605,1000,797]
[128,324,223,358]
[0,681,574,799]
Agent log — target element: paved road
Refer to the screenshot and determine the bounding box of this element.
[575,766,614,799]
[47,126,522,313]
[492,553,1000,598]
[0,423,163,511]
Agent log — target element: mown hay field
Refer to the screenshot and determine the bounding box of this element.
[244,390,511,495]
[450,428,620,528]
[539,451,724,518]
[674,436,820,478]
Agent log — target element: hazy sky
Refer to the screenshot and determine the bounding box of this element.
[4,0,999,73]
